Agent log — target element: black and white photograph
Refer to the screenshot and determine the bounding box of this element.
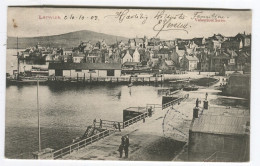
[4,6,252,162]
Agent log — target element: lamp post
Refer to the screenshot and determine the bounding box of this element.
[37,76,41,152]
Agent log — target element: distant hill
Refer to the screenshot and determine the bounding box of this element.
[7,30,129,49]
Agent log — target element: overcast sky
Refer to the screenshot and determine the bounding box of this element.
[7,7,251,39]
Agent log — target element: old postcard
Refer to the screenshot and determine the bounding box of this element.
[5,7,251,162]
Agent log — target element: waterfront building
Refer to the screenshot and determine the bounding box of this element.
[72,52,85,63]
[128,36,148,49]
[63,48,73,55]
[132,48,141,63]
[157,48,171,60]
[188,110,250,162]
[48,62,121,77]
[235,32,251,49]
[121,49,134,63]
[223,72,250,99]
[182,55,199,71]
[192,37,206,47]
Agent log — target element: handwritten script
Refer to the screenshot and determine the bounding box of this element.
[153,10,189,37]
[56,9,230,37]
[105,9,191,37]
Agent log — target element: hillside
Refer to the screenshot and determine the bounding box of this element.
[7,30,129,49]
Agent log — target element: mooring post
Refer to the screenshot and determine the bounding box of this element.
[77,73,78,82]
[149,77,150,85]
[83,73,85,83]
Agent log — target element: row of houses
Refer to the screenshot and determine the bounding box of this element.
[21,32,251,73]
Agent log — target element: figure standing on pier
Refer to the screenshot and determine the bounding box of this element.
[93,119,96,128]
[205,92,208,101]
[99,119,102,128]
[118,136,125,158]
[196,98,199,108]
[124,135,129,158]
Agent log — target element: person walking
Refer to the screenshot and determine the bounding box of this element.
[124,135,129,158]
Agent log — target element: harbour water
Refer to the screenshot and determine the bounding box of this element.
[5,84,164,159]
[5,49,249,159]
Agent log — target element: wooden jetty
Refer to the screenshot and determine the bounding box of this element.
[32,94,189,159]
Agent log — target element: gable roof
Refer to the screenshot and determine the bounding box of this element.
[158,48,171,54]
[122,49,135,58]
[186,56,198,61]
[191,114,249,135]
[48,63,121,70]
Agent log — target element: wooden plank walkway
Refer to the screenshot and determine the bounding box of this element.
[61,107,186,161]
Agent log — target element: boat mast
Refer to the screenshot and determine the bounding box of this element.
[37,77,41,152]
[17,37,19,80]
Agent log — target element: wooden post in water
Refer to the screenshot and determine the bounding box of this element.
[149,77,150,85]
[83,73,85,83]
[77,73,78,82]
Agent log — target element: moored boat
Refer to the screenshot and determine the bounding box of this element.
[183,85,199,91]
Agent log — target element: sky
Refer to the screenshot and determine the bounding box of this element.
[7,7,252,39]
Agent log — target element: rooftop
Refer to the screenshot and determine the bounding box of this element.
[191,114,249,135]
[186,56,198,61]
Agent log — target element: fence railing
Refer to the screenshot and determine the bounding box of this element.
[53,129,115,159]
[123,112,149,128]
[97,120,124,130]
[52,95,187,159]
[162,94,189,109]
[146,104,162,109]
[48,76,164,83]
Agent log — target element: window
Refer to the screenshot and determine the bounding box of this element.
[55,69,63,76]
[107,70,115,76]
[75,69,82,72]
[229,59,235,64]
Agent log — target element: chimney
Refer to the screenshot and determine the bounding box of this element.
[203,100,209,109]
[193,107,199,118]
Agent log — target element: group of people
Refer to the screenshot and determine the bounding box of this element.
[118,135,129,158]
